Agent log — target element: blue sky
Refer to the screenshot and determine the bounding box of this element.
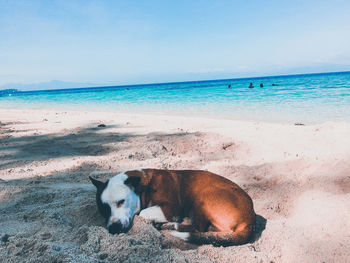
[1,0,350,87]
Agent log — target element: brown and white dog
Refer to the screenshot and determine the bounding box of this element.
[90,169,255,246]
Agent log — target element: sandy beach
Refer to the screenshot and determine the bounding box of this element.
[1,108,350,262]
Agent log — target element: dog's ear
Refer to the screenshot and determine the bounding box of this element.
[89,176,107,189]
[124,176,156,195]
[124,176,141,190]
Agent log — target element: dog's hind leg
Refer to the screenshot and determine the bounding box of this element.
[158,222,195,231]
[160,217,195,231]
[170,223,255,246]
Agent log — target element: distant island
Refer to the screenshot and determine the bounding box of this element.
[0,80,104,92]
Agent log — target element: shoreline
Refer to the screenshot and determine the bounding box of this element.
[2,105,350,125]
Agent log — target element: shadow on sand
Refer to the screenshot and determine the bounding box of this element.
[0,120,268,258]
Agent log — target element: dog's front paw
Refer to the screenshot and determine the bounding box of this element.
[152,222,165,230]
[160,222,179,230]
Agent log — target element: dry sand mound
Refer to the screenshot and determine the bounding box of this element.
[0,178,266,263]
[1,111,350,262]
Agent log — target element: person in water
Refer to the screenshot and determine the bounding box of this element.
[249,83,254,88]
[228,84,232,89]
[260,83,263,87]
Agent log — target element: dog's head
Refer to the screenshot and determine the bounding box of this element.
[89,173,144,234]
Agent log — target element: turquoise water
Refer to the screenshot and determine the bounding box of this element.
[1,71,350,123]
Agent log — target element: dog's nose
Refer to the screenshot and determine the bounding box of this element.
[108,222,124,234]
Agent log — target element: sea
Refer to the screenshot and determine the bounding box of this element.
[1,71,350,124]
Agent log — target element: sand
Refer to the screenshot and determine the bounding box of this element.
[1,109,350,262]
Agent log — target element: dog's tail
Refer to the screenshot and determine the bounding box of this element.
[170,225,254,247]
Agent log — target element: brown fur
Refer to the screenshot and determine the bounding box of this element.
[126,169,256,246]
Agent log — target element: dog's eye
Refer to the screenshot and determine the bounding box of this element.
[116,199,125,207]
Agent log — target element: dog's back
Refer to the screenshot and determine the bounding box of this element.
[143,169,256,246]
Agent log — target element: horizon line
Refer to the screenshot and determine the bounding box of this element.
[6,70,350,93]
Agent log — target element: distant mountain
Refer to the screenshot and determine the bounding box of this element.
[0,80,105,91]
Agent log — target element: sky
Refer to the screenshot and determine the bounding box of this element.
[1,0,350,88]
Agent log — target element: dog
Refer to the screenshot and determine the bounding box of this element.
[89,169,255,246]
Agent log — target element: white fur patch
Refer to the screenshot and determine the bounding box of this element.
[170,231,190,241]
[139,206,168,223]
[101,173,141,227]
